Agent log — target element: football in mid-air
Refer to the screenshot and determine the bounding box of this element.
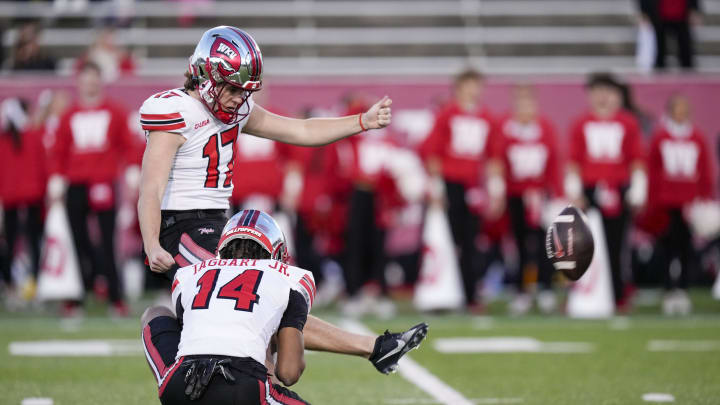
[545,205,594,281]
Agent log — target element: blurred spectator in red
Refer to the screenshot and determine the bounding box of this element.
[647,94,714,315]
[488,85,562,315]
[230,133,286,211]
[0,97,45,295]
[419,69,497,309]
[638,0,702,70]
[280,106,353,296]
[48,62,136,316]
[5,22,56,72]
[566,73,647,309]
[340,95,399,317]
[230,94,287,214]
[174,0,214,27]
[618,81,655,137]
[74,27,135,81]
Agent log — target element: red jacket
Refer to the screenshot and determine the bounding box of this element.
[420,101,497,187]
[230,134,288,204]
[286,142,353,255]
[0,126,47,207]
[492,116,562,197]
[50,98,134,184]
[648,120,714,208]
[568,110,645,189]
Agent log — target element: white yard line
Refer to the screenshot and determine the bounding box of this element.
[434,337,595,354]
[642,393,675,402]
[386,398,523,404]
[647,340,720,352]
[340,319,475,405]
[9,340,142,356]
[21,399,53,405]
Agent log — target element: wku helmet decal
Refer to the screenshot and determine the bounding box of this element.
[210,38,243,76]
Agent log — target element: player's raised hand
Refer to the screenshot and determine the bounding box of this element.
[147,244,175,273]
[362,96,392,130]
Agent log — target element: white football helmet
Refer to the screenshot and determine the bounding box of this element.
[217,210,289,263]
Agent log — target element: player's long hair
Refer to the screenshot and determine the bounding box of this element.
[184,71,198,91]
[219,239,271,260]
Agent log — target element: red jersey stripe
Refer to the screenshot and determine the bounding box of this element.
[180,233,215,261]
[142,324,167,380]
[171,279,180,294]
[302,275,316,296]
[268,381,307,405]
[158,357,184,398]
[141,113,182,120]
[174,254,191,268]
[298,279,315,305]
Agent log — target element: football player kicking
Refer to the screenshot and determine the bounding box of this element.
[141,210,428,404]
[137,25,419,378]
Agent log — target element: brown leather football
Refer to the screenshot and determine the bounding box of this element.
[545,205,595,281]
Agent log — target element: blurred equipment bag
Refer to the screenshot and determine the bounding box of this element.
[413,204,464,311]
[36,201,83,301]
[566,208,614,318]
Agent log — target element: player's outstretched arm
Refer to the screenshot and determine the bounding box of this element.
[303,315,376,357]
[275,327,305,386]
[303,315,429,375]
[244,96,392,146]
[138,131,185,273]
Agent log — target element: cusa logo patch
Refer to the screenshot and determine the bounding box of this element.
[194,119,210,130]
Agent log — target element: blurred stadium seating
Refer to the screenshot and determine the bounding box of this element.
[2,0,720,76]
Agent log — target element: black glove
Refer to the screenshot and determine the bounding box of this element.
[183,358,236,401]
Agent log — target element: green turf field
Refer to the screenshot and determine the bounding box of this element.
[2,290,720,405]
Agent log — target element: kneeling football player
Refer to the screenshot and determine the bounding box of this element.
[141,210,428,404]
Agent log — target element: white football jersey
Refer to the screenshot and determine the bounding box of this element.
[139,88,255,210]
[171,259,315,366]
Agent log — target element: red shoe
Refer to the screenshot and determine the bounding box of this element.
[110,301,130,318]
[61,301,84,318]
[467,301,486,315]
[93,278,109,302]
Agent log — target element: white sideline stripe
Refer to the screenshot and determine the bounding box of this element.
[642,393,675,402]
[9,340,142,356]
[647,340,720,352]
[554,215,575,223]
[553,261,576,270]
[340,319,474,405]
[386,398,523,404]
[434,337,595,353]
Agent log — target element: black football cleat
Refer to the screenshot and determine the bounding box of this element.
[369,322,429,374]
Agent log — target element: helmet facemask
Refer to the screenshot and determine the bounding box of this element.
[198,79,256,125]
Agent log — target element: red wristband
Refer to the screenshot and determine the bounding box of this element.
[358,113,367,132]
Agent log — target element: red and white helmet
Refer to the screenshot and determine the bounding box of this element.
[217,209,289,263]
[188,26,263,124]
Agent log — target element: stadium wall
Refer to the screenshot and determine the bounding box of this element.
[1,73,718,162]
